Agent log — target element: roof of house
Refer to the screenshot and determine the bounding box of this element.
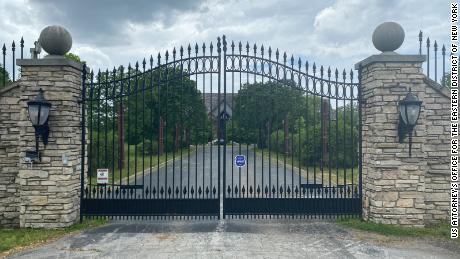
[203,93,235,114]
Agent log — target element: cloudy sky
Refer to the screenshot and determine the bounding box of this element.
[0,0,451,75]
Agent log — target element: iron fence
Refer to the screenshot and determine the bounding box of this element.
[418,31,450,87]
[1,38,25,87]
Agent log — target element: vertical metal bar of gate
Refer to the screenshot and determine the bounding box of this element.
[80,64,87,223]
[358,64,363,217]
[217,37,223,219]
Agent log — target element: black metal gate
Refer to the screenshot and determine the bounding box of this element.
[221,36,362,218]
[80,36,362,220]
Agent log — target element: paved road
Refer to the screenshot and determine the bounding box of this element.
[8,220,458,259]
[129,144,308,198]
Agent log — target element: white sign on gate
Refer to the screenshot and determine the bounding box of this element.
[97,168,109,184]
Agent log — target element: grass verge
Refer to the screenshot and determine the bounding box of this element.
[337,218,458,243]
[89,145,194,184]
[255,148,358,186]
[0,219,107,256]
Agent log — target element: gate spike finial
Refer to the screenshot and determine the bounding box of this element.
[335,68,339,80]
[2,44,6,54]
[442,44,446,54]
[150,55,153,67]
[261,44,264,55]
[202,42,206,53]
[268,46,272,57]
[135,61,139,71]
[283,52,287,62]
[172,47,176,59]
[342,68,346,80]
[350,69,354,80]
[187,44,191,55]
[127,64,131,76]
[327,66,331,79]
[157,53,161,65]
[231,40,235,51]
[194,43,199,54]
[253,43,257,55]
[217,37,221,53]
[434,40,438,51]
[246,42,250,52]
[290,54,294,66]
[180,46,184,57]
[419,30,423,41]
[142,58,146,71]
[238,41,242,52]
[426,37,430,47]
[312,62,316,74]
[165,50,169,61]
[113,66,117,77]
[12,40,15,50]
[20,37,24,47]
[275,48,279,60]
[305,61,309,72]
[298,57,301,69]
[222,35,227,52]
[320,65,324,78]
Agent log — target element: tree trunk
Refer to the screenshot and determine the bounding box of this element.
[175,123,180,152]
[284,115,289,154]
[159,117,164,155]
[321,99,330,170]
[117,104,125,169]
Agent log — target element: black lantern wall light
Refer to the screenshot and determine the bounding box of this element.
[26,88,51,162]
[398,88,422,157]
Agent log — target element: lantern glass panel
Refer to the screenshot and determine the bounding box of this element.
[406,103,420,125]
[38,105,50,125]
[28,104,40,125]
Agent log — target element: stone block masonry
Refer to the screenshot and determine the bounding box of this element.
[357,55,450,226]
[0,82,21,227]
[0,58,84,228]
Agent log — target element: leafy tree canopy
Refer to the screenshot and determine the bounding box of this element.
[0,65,12,88]
[65,52,85,64]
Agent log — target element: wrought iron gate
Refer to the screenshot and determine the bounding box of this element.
[80,36,362,220]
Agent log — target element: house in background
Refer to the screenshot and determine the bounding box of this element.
[203,93,235,120]
[203,93,235,142]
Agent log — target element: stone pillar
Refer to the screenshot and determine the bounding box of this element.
[16,58,84,228]
[355,22,450,227]
[357,54,427,226]
[16,25,84,228]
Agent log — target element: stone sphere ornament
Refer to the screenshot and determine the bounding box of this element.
[372,22,405,53]
[39,25,72,56]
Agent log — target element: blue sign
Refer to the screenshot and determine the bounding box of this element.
[235,155,246,167]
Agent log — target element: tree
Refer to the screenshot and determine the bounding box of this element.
[87,65,210,175]
[65,52,85,64]
[442,72,451,88]
[0,65,12,88]
[232,80,305,147]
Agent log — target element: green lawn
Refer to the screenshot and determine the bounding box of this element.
[337,218,459,244]
[255,148,359,186]
[0,219,107,256]
[89,144,194,184]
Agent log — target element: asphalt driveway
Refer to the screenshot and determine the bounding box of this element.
[9,220,458,259]
[129,144,310,199]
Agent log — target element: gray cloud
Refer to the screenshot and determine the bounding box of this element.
[0,0,451,76]
[29,0,204,46]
